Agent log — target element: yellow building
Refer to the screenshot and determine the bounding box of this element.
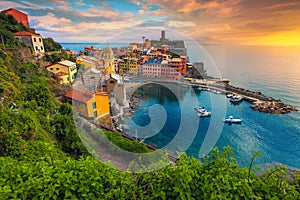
[76,57,96,69]
[118,58,138,76]
[65,90,110,119]
[46,60,77,84]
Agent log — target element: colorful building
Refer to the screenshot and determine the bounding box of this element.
[1,8,29,28]
[169,57,187,75]
[46,60,77,84]
[14,31,44,56]
[76,57,96,69]
[118,58,139,76]
[65,90,110,119]
[141,59,181,80]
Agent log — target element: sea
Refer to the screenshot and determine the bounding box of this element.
[61,43,300,169]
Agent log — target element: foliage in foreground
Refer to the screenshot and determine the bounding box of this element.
[0,147,299,199]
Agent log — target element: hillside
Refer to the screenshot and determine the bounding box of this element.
[0,13,299,199]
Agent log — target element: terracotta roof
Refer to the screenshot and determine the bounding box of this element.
[14,31,40,36]
[65,90,95,103]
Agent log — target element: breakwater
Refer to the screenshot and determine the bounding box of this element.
[182,79,298,114]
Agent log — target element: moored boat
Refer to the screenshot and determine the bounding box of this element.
[196,107,211,117]
[226,94,233,98]
[223,116,242,124]
[230,97,243,103]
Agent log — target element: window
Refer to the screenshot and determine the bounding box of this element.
[33,38,36,42]
[92,102,96,109]
[93,111,97,118]
[39,38,41,42]
[35,46,38,50]
[56,68,59,70]
[40,46,43,50]
[50,68,53,70]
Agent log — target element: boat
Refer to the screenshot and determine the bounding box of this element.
[232,94,242,99]
[216,91,222,94]
[223,116,242,124]
[226,94,233,98]
[230,97,243,103]
[196,107,211,117]
[198,111,211,117]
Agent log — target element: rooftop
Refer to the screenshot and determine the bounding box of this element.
[14,31,40,37]
[58,60,76,67]
[65,90,95,103]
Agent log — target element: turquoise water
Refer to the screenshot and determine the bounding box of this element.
[62,43,300,169]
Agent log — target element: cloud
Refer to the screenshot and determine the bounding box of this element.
[2,0,300,44]
[49,0,69,4]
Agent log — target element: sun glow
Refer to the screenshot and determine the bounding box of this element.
[249,30,300,46]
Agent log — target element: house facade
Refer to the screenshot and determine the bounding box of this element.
[65,90,110,119]
[46,60,77,84]
[14,31,44,56]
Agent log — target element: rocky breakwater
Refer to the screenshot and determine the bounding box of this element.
[251,100,298,114]
[217,83,298,114]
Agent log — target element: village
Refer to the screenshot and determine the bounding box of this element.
[1,8,210,130]
[2,8,297,134]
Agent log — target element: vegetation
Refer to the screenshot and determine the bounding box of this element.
[0,12,32,49]
[0,17,299,199]
[43,38,62,52]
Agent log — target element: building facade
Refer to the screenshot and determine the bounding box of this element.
[14,31,44,56]
[65,90,110,119]
[46,60,77,84]
[82,67,101,92]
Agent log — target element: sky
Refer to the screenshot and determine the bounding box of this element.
[1,0,300,46]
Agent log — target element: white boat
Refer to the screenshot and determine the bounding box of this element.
[198,111,211,117]
[223,116,242,124]
[230,97,243,103]
[196,107,211,117]
[226,94,233,98]
[216,91,222,94]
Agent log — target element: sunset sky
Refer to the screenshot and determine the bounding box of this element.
[1,0,300,46]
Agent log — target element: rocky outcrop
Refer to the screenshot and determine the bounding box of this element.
[250,100,298,114]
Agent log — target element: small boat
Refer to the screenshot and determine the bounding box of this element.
[226,94,233,98]
[198,111,211,117]
[223,116,242,124]
[196,107,211,117]
[216,91,222,94]
[230,97,243,103]
[211,89,217,93]
[232,94,242,99]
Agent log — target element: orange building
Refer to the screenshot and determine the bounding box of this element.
[169,57,187,75]
[1,8,30,28]
[65,90,110,119]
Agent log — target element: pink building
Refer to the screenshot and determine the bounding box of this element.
[141,60,181,80]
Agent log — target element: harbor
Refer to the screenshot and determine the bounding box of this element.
[124,77,298,115]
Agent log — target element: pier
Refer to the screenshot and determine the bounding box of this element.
[187,78,298,114]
